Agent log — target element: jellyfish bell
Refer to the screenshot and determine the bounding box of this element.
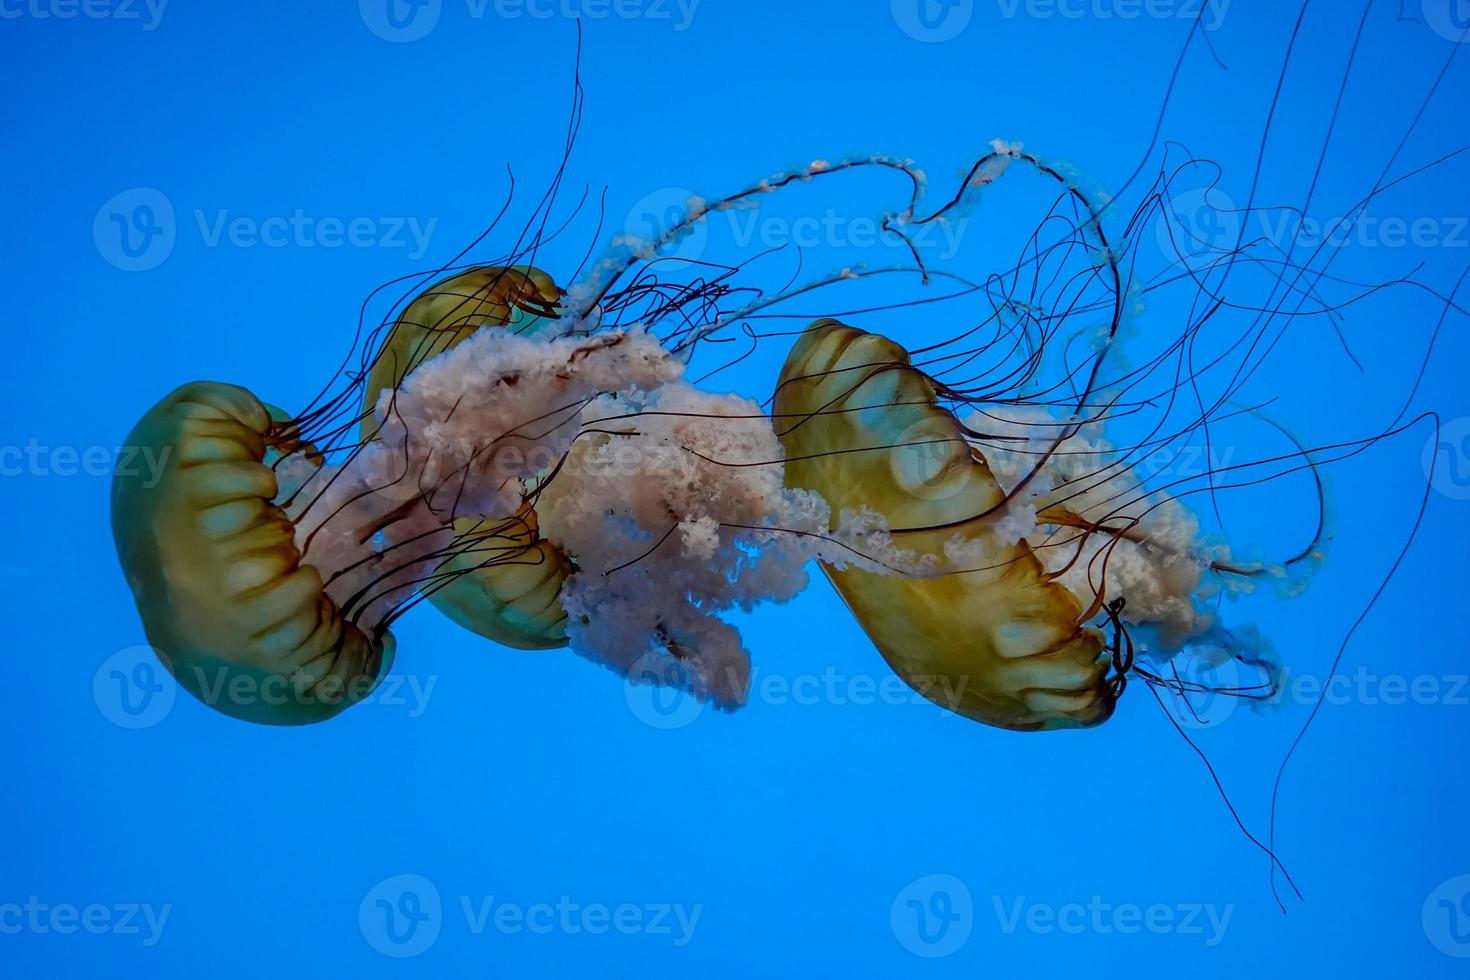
[359,264,563,437]
[111,381,394,725]
[360,263,573,651]
[423,503,573,650]
[772,308,1308,735]
[774,320,1114,731]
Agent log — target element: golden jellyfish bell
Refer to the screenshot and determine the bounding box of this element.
[773,320,1115,731]
[360,265,572,650]
[422,502,573,650]
[111,382,394,725]
[360,264,563,429]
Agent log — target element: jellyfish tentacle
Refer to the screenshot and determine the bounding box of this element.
[113,381,394,725]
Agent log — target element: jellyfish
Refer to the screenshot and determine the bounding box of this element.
[111,281,889,722]
[357,263,574,651]
[111,19,1445,740]
[108,140,1305,729]
[111,381,394,725]
[108,264,590,723]
[773,321,1115,730]
[771,317,1292,731]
